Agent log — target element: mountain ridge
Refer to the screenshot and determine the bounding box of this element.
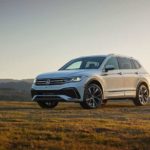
[0,79,33,101]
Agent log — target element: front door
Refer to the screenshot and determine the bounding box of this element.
[102,57,124,98]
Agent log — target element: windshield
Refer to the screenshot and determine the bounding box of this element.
[59,56,106,70]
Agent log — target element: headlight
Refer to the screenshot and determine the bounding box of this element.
[33,78,37,84]
[69,76,82,82]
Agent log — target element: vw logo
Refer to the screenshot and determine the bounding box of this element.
[46,79,51,85]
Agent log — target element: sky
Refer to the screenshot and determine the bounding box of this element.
[0,0,150,79]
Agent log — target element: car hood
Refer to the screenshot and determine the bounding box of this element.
[37,69,100,79]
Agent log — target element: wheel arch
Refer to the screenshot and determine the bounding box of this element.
[85,78,104,94]
[136,80,149,94]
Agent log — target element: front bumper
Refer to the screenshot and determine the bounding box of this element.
[31,80,86,102]
[31,88,81,102]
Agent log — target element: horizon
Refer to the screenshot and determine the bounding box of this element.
[0,52,149,80]
[1,0,150,79]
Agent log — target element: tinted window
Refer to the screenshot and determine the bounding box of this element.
[59,57,106,70]
[105,57,119,70]
[85,61,100,69]
[130,59,136,69]
[133,59,141,69]
[117,57,132,69]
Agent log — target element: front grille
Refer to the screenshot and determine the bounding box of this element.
[35,78,67,86]
[31,88,80,99]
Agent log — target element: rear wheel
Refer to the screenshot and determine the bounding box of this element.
[80,83,103,109]
[37,101,58,109]
[133,84,149,106]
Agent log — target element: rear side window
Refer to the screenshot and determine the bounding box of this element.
[133,59,141,69]
[130,59,137,69]
[117,57,132,69]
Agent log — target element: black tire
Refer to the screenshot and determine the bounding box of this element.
[80,83,103,109]
[37,101,58,109]
[133,84,149,106]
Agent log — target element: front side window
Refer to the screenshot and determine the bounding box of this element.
[117,57,132,69]
[105,57,119,70]
[59,57,106,70]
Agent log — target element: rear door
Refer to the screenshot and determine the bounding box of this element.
[117,57,139,97]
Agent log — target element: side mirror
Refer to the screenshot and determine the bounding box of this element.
[105,65,115,72]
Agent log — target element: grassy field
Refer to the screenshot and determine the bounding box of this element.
[0,100,150,150]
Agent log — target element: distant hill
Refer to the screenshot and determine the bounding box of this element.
[0,79,33,101]
[0,79,33,84]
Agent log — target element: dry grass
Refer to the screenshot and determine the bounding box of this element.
[0,100,150,150]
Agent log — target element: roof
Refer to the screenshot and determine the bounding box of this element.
[77,53,134,59]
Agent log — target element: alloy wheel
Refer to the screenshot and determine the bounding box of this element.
[138,85,149,105]
[85,84,102,108]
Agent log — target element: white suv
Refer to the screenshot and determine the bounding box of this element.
[31,54,150,109]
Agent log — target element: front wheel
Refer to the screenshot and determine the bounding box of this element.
[133,84,149,106]
[37,101,58,109]
[80,83,103,109]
